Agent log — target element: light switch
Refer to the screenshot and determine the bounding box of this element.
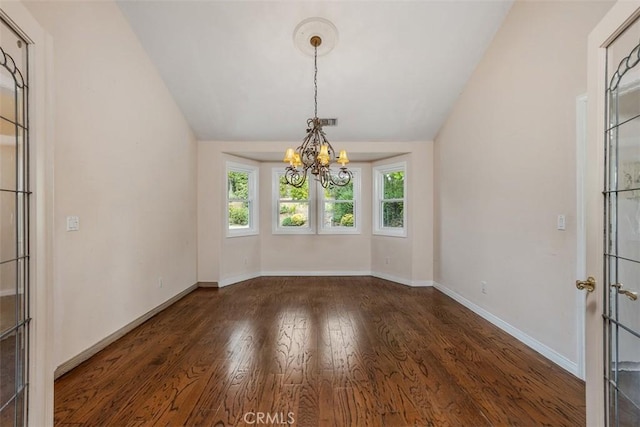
[66,216,80,231]
[557,214,566,231]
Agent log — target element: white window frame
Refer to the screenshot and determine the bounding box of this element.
[226,162,259,237]
[318,168,361,235]
[373,161,407,237]
[272,168,316,234]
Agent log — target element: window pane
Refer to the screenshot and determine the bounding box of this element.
[279,176,309,200]
[383,171,404,199]
[324,182,353,201]
[280,202,308,227]
[228,201,249,228]
[382,201,404,228]
[324,202,354,227]
[0,191,16,263]
[227,171,249,200]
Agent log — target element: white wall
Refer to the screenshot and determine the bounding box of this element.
[371,143,434,286]
[259,161,372,276]
[435,0,613,367]
[25,1,198,369]
[197,140,433,286]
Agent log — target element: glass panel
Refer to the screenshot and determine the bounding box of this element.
[617,326,640,412]
[0,68,17,132]
[614,258,640,332]
[608,125,619,193]
[382,201,404,228]
[616,195,640,262]
[608,381,617,427]
[613,117,640,193]
[16,128,24,193]
[323,202,354,228]
[15,326,25,391]
[0,397,15,427]
[227,171,249,200]
[1,18,28,427]
[617,390,640,427]
[16,259,25,325]
[0,133,16,192]
[279,176,309,201]
[0,191,16,263]
[15,389,24,427]
[607,16,640,427]
[0,333,16,408]
[0,261,17,334]
[279,202,308,227]
[324,182,353,201]
[228,201,249,229]
[382,171,404,199]
[16,193,25,259]
[15,86,24,128]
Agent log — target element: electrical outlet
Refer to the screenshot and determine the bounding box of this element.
[244,257,248,265]
[481,281,487,294]
[385,257,390,265]
[158,277,163,288]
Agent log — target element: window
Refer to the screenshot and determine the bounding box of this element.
[373,162,406,237]
[273,169,315,234]
[272,168,361,234]
[226,162,258,236]
[319,169,361,234]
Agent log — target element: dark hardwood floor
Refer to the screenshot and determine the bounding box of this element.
[54,276,585,426]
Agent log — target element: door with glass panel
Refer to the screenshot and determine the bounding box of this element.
[0,16,30,427]
[591,9,640,426]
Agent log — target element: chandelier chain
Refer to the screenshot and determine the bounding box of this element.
[314,44,318,118]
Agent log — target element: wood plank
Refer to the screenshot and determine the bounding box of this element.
[54,277,586,426]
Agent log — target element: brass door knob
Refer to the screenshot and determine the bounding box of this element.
[611,283,638,301]
[576,277,596,292]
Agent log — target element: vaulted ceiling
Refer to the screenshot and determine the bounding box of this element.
[117,1,513,143]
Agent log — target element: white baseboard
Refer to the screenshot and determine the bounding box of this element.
[261,270,371,277]
[54,283,199,379]
[372,271,433,288]
[0,289,22,297]
[218,272,261,288]
[432,281,579,377]
[217,271,432,288]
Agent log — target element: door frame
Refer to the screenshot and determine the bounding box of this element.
[0,1,54,425]
[586,2,640,425]
[576,93,587,381]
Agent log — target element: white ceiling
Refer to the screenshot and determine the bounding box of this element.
[117,0,512,145]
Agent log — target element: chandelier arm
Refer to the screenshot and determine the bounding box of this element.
[329,168,353,187]
[284,166,307,188]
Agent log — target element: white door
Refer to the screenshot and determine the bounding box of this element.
[586,2,640,425]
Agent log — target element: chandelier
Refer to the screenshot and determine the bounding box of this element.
[283,34,351,189]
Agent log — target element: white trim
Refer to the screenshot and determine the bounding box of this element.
[262,270,372,277]
[433,281,579,377]
[373,161,407,237]
[318,168,362,235]
[0,289,24,297]
[371,271,432,287]
[225,161,259,237]
[54,283,199,379]
[218,271,428,288]
[218,272,262,287]
[576,93,587,380]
